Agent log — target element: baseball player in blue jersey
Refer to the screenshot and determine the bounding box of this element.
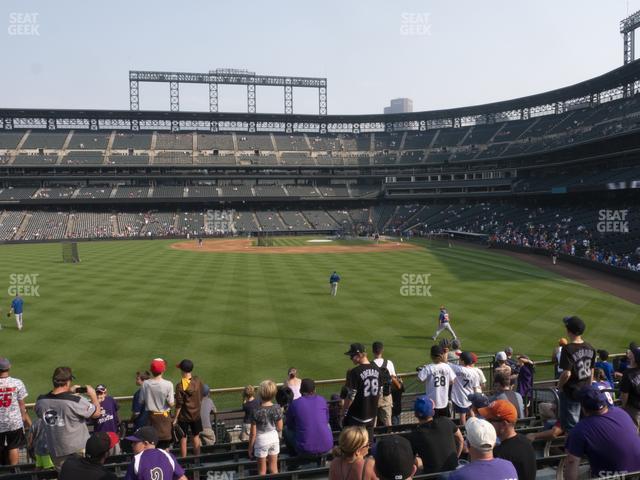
[431,305,457,341]
[329,271,341,296]
[9,294,24,331]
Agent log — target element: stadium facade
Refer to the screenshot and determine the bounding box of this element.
[0,61,638,261]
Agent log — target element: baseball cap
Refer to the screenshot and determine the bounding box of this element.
[86,431,119,458]
[563,316,586,335]
[559,338,568,346]
[430,345,444,357]
[414,395,434,418]
[459,351,473,365]
[95,384,107,394]
[300,378,315,394]
[344,343,365,356]
[374,435,415,480]
[52,366,75,383]
[578,385,607,411]
[202,384,210,397]
[629,342,638,351]
[125,426,159,445]
[468,392,490,409]
[0,358,10,371]
[150,358,166,375]
[465,417,496,451]
[470,352,478,364]
[176,359,194,373]
[505,347,513,354]
[439,338,451,349]
[632,348,640,366]
[451,339,461,350]
[495,351,507,362]
[479,399,518,423]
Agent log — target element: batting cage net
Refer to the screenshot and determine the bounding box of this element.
[61,241,80,263]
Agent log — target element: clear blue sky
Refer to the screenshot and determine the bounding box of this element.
[1,1,638,115]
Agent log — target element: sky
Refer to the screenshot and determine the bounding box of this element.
[1,1,639,115]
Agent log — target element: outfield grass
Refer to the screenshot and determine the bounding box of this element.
[1,238,638,405]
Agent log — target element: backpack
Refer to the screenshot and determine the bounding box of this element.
[379,359,392,396]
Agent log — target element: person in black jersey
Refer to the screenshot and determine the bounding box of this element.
[558,316,596,432]
[342,343,380,442]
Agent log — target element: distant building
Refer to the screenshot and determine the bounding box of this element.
[384,98,413,114]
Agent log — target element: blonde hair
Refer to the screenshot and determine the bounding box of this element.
[242,385,255,400]
[332,427,369,458]
[258,380,277,402]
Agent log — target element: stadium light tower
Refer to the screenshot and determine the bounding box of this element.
[621,9,640,64]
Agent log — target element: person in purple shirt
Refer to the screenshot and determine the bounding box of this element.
[564,385,640,480]
[448,417,517,480]
[515,355,535,413]
[91,384,120,454]
[124,426,187,480]
[285,378,333,458]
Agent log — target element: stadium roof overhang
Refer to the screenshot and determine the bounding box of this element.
[2,60,640,132]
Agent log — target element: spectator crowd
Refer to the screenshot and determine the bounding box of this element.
[0,316,639,479]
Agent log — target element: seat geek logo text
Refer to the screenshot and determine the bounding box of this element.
[8,13,40,36]
[8,274,40,296]
[400,273,432,297]
[596,209,629,233]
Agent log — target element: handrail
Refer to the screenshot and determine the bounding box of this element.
[23,352,628,409]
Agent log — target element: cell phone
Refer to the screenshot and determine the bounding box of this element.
[75,387,88,394]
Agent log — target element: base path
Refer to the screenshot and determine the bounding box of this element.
[170,238,421,254]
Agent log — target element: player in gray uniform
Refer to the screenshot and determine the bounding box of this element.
[432,305,457,341]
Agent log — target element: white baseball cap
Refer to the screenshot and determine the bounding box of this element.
[495,351,507,362]
[465,417,496,451]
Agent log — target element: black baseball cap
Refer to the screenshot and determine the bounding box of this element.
[125,426,158,445]
[86,432,119,458]
[563,316,586,335]
[176,359,194,372]
[430,345,444,357]
[633,348,640,366]
[374,435,415,480]
[344,343,365,356]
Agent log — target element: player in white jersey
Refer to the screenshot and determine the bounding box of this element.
[417,345,456,417]
[449,352,481,425]
[0,357,30,465]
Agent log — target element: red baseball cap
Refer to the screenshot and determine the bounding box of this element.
[150,358,166,375]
